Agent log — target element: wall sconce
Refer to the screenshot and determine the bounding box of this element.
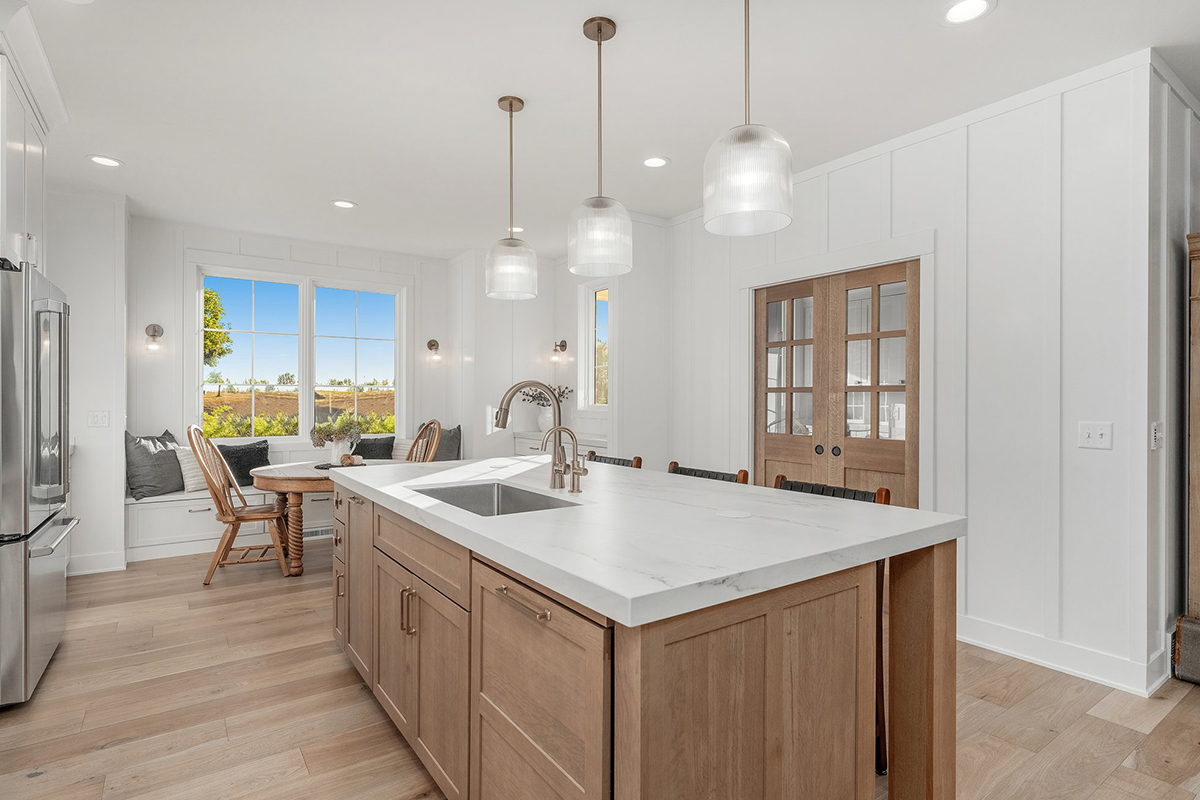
[427,339,442,361]
[145,324,164,352]
[551,340,568,362]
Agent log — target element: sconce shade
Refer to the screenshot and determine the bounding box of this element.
[485,238,538,300]
[703,123,793,236]
[144,323,164,352]
[567,196,633,276]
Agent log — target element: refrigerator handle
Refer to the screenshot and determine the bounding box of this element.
[59,304,69,496]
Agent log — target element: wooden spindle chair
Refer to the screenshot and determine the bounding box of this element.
[406,419,443,463]
[667,460,749,484]
[773,474,892,775]
[186,425,290,585]
[585,451,642,469]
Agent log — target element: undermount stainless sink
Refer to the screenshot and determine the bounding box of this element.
[412,482,579,517]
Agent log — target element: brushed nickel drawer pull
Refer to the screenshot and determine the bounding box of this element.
[405,588,417,635]
[400,587,410,632]
[495,585,551,622]
[310,497,331,503]
[188,507,213,513]
[349,496,365,506]
[336,574,345,598]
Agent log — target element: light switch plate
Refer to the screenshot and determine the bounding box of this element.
[1078,422,1113,450]
[87,410,110,428]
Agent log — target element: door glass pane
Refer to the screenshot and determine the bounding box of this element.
[846,392,871,438]
[794,297,814,340]
[792,345,813,388]
[766,393,786,434]
[847,340,871,386]
[879,392,906,441]
[847,287,871,334]
[767,347,785,388]
[880,281,906,331]
[879,337,906,386]
[792,393,813,435]
[767,301,785,342]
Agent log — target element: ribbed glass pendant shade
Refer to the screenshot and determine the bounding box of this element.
[567,196,633,276]
[485,237,538,300]
[703,123,793,236]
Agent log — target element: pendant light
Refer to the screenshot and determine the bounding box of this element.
[486,96,538,300]
[568,17,633,277]
[702,0,793,237]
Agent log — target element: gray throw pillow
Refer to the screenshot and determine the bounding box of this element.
[216,440,270,487]
[432,424,461,461]
[125,430,184,500]
[353,436,395,459]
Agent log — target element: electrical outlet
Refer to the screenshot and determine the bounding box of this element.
[86,410,110,428]
[1078,422,1113,450]
[1151,421,1164,451]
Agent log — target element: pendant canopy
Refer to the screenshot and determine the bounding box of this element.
[568,17,633,276]
[486,96,537,299]
[703,0,793,237]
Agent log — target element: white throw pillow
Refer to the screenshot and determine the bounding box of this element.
[173,446,208,494]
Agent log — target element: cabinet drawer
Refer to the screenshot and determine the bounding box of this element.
[127,498,264,548]
[303,492,335,528]
[470,561,610,800]
[375,505,471,610]
[332,555,346,650]
[332,519,345,561]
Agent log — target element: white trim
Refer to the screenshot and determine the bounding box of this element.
[67,550,126,577]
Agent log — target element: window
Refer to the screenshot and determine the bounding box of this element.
[590,287,609,406]
[313,286,397,434]
[202,276,300,437]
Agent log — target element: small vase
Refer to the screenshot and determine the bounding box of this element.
[537,407,555,432]
[330,438,353,463]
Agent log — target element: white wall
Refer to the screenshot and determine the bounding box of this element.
[46,186,127,575]
[658,50,1198,696]
[126,217,452,445]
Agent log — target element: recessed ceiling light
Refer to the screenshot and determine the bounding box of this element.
[942,0,994,24]
[643,156,670,168]
[62,0,96,5]
[509,226,525,234]
[87,154,122,167]
[331,200,357,209]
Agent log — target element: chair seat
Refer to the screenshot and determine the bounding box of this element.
[219,503,286,523]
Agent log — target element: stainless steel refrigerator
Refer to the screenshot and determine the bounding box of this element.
[0,260,77,705]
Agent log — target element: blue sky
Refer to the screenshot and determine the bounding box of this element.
[204,278,395,385]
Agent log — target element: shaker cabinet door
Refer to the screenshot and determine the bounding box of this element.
[345,494,374,683]
[373,548,417,739]
[332,555,346,650]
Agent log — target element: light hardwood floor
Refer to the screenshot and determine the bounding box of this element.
[1,540,1196,800]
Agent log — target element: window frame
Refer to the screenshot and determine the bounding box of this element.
[575,278,615,417]
[191,265,407,445]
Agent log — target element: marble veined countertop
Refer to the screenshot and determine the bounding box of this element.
[330,456,966,627]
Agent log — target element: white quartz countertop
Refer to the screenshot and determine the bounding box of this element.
[330,456,966,627]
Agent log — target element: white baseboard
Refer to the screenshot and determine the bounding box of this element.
[67,550,127,576]
[125,531,333,563]
[958,614,1167,698]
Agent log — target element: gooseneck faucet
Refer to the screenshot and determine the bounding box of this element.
[494,380,567,489]
[541,426,588,493]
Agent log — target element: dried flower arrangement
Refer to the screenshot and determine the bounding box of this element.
[519,385,574,408]
[310,415,363,448]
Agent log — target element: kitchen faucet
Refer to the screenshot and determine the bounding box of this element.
[494,380,567,490]
[540,426,588,493]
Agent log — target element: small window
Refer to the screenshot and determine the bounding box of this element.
[313,287,398,434]
[202,276,300,438]
[590,288,609,406]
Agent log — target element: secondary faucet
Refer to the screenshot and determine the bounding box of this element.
[540,426,588,494]
[494,380,567,490]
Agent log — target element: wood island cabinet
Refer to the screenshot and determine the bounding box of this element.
[343,490,374,684]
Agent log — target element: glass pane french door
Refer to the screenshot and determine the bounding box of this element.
[754,260,919,507]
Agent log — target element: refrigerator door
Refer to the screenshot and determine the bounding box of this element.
[0,259,26,540]
[25,514,75,700]
[29,273,67,532]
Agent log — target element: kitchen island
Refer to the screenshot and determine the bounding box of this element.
[329,455,965,800]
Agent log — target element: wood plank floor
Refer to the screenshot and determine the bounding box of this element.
[1,540,1196,800]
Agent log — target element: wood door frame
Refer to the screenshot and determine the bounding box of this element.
[734,231,940,511]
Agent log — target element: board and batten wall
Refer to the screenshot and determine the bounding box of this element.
[126,217,454,450]
[661,50,1198,695]
[46,186,128,576]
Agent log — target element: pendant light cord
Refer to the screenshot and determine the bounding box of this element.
[508,102,515,235]
[744,0,750,125]
[597,28,604,197]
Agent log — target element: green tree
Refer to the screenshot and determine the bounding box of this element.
[206,370,225,397]
[203,289,234,367]
[277,372,296,385]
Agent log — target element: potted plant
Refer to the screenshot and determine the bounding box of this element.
[310,414,363,463]
[519,385,574,432]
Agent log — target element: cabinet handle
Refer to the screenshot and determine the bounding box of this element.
[494,585,552,622]
[334,497,342,509]
[333,530,342,546]
[349,496,365,506]
[188,507,213,513]
[336,573,345,598]
[405,588,417,635]
[399,587,410,632]
[310,497,331,503]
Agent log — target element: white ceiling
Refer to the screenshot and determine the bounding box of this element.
[26,0,1200,260]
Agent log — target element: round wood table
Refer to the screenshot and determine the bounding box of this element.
[250,461,334,577]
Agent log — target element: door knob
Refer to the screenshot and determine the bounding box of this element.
[814,445,824,455]
[831,446,842,457]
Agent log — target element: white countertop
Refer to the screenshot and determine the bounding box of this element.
[330,456,966,627]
